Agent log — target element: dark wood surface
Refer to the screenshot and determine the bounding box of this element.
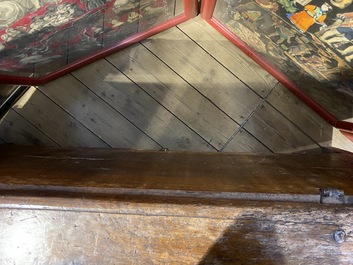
[0,200,352,264]
[0,146,353,264]
[1,145,353,196]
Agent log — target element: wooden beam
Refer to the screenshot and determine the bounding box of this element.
[1,145,353,196]
[0,146,353,263]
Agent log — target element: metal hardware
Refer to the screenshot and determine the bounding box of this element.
[333,229,346,243]
[320,188,345,204]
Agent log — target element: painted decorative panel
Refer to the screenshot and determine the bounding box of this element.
[211,0,353,123]
[0,0,190,81]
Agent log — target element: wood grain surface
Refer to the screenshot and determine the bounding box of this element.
[178,17,278,98]
[72,59,215,151]
[222,129,272,153]
[142,27,264,125]
[0,201,353,264]
[0,109,58,146]
[38,75,159,149]
[1,146,352,195]
[0,192,352,264]
[267,83,333,147]
[12,87,109,148]
[107,44,238,150]
[244,102,320,153]
[0,146,352,263]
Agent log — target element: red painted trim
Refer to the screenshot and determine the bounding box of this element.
[200,0,217,20]
[0,7,196,86]
[336,121,353,133]
[0,75,39,86]
[206,17,353,132]
[184,0,199,18]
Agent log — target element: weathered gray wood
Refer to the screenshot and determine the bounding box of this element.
[72,59,215,151]
[142,27,263,124]
[0,85,17,99]
[11,87,109,148]
[38,75,159,149]
[107,44,238,150]
[222,129,272,153]
[267,83,333,147]
[178,17,278,98]
[0,109,58,146]
[243,102,320,153]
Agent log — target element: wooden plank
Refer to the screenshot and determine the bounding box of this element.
[142,26,264,124]
[178,18,278,98]
[11,87,109,148]
[1,146,353,195]
[106,44,238,150]
[243,102,320,153]
[332,128,353,153]
[0,146,352,264]
[38,75,159,149]
[222,129,272,154]
[0,109,58,146]
[0,200,352,264]
[72,59,214,152]
[267,83,333,147]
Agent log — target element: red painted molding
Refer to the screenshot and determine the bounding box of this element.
[184,0,199,18]
[200,0,217,20]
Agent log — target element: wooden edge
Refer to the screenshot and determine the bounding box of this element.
[340,129,353,143]
[0,189,349,218]
[204,17,353,133]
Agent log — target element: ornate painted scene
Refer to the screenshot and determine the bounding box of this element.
[214,0,353,120]
[0,0,179,77]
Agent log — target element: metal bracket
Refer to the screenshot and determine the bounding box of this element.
[320,188,345,204]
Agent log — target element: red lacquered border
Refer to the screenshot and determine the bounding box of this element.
[0,0,198,86]
[204,17,353,134]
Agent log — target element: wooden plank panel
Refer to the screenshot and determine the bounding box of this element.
[0,110,58,146]
[11,87,108,148]
[1,146,353,195]
[223,129,272,154]
[107,44,238,150]
[72,59,214,152]
[178,18,278,98]
[243,102,320,153]
[0,201,352,264]
[267,83,333,147]
[142,27,263,124]
[38,75,159,149]
[332,128,353,153]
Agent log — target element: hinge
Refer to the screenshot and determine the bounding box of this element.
[320,188,345,204]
